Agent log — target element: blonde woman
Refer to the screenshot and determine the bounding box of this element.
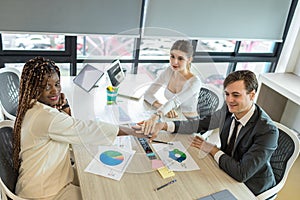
[142,40,202,135]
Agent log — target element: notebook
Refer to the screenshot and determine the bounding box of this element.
[197,189,237,200]
[73,64,104,92]
[106,60,152,100]
[117,74,152,100]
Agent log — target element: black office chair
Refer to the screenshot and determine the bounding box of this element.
[0,120,27,200]
[197,84,223,119]
[256,122,300,200]
[0,67,20,121]
[196,84,224,143]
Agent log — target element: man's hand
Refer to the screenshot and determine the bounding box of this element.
[191,135,216,154]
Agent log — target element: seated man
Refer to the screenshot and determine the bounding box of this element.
[137,70,279,196]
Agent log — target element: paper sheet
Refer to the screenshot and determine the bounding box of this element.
[85,146,135,181]
[112,135,132,150]
[152,141,200,171]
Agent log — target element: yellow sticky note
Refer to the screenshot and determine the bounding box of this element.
[157,166,175,179]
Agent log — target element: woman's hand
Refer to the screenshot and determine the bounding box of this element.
[53,93,71,116]
[132,121,166,140]
[143,114,160,136]
[152,101,162,109]
[166,109,178,118]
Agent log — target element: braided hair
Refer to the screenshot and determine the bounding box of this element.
[13,56,60,170]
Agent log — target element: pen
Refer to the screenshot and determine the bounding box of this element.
[154,179,177,191]
[151,140,173,145]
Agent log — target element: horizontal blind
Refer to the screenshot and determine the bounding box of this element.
[0,0,141,36]
[144,0,292,41]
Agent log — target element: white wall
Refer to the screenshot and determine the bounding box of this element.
[276,1,300,74]
[276,2,300,132]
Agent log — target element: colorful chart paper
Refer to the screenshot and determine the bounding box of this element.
[152,141,200,171]
[100,150,124,166]
[85,145,135,181]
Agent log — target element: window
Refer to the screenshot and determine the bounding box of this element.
[197,40,236,52]
[1,33,63,51]
[78,35,136,59]
[239,41,275,53]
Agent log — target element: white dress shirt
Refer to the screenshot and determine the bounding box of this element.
[16,102,118,199]
[144,66,202,115]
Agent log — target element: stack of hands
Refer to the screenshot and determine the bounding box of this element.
[130,120,215,154]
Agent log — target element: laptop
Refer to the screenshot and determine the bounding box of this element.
[73,64,104,92]
[107,60,152,100]
[197,189,237,200]
[106,60,125,87]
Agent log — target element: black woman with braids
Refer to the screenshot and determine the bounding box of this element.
[13,57,132,200]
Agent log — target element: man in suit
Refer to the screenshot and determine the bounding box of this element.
[139,70,279,196]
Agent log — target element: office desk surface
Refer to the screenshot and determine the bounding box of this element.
[73,133,256,200]
[61,76,256,199]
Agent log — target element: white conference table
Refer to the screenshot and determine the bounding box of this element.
[60,76,257,200]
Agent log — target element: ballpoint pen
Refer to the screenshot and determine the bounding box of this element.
[154,179,177,191]
[151,140,173,145]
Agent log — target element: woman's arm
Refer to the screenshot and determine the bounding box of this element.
[144,67,172,106]
[158,76,201,115]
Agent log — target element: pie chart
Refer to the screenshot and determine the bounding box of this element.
[99,150,124,166]
[169,148,187,163]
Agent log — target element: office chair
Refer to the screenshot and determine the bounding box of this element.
[256,122,300,200]
[0,120,27,200]
[196,84,224,143]
[197,84,223,119]
[0,67,20,121]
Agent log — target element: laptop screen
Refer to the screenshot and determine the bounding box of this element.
[107,60,125,87]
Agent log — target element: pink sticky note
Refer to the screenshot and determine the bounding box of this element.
[152,159,165,169]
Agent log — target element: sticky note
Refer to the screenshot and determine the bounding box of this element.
[157,166,175,179]
[152,159,165,169]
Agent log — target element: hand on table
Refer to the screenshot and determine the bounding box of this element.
[191,135,216,154]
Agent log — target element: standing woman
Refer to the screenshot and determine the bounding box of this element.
[143,40,202,135]
[13,57,123,199]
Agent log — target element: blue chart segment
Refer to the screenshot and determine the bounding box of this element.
[100,150,124,166]
[169,149,187,163]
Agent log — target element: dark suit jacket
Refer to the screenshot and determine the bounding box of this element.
[174,103,279,195]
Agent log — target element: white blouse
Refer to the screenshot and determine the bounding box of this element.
[144,66,202,115]
[16,102,118,199]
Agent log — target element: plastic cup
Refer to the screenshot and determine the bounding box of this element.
[107,87,118,105]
